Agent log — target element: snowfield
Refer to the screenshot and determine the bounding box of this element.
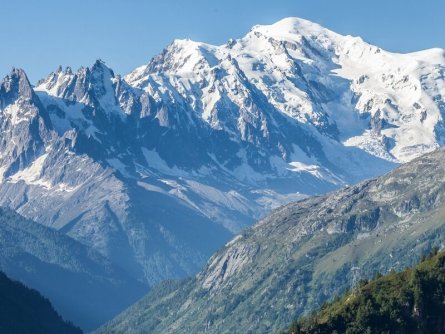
[0,17,443,288]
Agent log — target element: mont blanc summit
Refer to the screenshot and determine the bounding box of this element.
[0,17,444,291]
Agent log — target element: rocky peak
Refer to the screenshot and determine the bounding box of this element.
[0,69,53,179]
[88,59,121,111]
[0,68,35,107]
[37,60,126,120]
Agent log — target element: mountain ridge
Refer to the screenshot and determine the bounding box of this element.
[287,249,445,334]
[0,206,146,331]
[0,15,443,293]
[0,269,82,334]
[96,148,445,333]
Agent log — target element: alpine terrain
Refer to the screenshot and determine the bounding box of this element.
[0,16,444,329]
[0,269,82,334]
[97,148,445,334]
[0,207,146,330]
[287,249,445,334]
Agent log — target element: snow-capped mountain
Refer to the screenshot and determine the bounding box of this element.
[127,17,445,164]
[0,17,444,286]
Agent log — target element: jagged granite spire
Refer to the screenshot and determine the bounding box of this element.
[0,68,35,106]
[0,19,443,329]
[0,68,52,177]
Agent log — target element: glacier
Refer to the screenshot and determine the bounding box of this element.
[0,17,444,293]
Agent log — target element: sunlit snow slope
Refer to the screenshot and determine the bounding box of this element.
[0,18,444,288]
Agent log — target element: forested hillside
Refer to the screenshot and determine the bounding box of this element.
[287,249,445,334]
[0,271,82,334]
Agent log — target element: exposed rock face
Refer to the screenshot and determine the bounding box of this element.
[0,17,444,290]
[0,68,52,177]
[97,149,445,334]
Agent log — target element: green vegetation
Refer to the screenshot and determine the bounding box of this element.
[97,150,445,334]
[287,248,445,334]
[0,270,82,334]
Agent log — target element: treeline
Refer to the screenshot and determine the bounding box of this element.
[286,248,445,334]
[0,271,82,334]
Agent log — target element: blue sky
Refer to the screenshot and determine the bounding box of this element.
[1,0,444,83]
